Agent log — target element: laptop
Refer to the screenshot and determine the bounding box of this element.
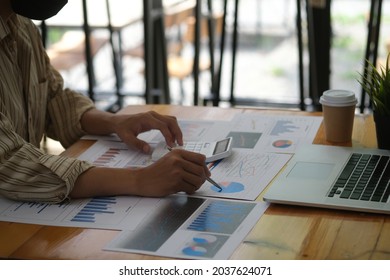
[263,144,390,214]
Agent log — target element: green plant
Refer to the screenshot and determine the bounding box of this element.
[358,53,390,116]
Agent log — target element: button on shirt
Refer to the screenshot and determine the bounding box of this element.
[0,14,95,203]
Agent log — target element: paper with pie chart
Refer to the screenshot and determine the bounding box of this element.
[105,195,269,259]
[228,114,322,153]
[195,150,292,200]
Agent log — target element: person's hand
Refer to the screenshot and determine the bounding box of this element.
[134,149,211,196]
[71,149,212,199]
[113,111,183,153]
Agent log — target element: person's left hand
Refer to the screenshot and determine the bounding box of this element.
[113,111,183,153]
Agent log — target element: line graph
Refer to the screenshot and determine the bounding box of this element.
[224,154,271,178]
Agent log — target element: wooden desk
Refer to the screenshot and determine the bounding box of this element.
[1,105,389,260]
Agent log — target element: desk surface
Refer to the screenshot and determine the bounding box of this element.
[1,105,389,260]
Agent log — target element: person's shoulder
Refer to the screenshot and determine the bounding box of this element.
[16,15,39,31]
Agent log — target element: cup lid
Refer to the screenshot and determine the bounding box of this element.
[320,89,357,107]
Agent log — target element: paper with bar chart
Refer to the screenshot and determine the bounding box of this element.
[0,194,268,259]
[0,195,165,230]
[105,195,268,259]
[78,140,154,168]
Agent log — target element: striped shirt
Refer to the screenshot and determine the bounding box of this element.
[0,14,95,203]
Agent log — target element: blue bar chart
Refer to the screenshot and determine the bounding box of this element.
[186,200,256,234]
[71,197,117,223]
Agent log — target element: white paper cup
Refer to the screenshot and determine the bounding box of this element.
[320,90,357,143]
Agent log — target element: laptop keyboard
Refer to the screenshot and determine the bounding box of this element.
[328,153,390,202]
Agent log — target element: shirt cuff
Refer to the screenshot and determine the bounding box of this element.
[39,154,94,202]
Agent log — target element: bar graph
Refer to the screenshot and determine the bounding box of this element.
[4,200,70,221]
[93,148,123,166]
[270,120,300,136]
[78,140,153,168]
[71,197,117,223]
[186,200,256,234]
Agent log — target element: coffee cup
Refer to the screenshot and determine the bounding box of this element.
[320,89,357,143]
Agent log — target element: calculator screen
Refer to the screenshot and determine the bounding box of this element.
[213,138,230,155]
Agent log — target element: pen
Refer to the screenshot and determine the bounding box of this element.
[205,176,223,192]
[167,146,223,192]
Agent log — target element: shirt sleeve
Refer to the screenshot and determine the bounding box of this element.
[0,18,95,203]
[42,46,95,148]
[0,113,94,203]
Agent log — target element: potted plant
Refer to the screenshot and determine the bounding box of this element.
[358,53,390,149]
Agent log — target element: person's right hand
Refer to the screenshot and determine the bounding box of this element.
[134,149,211,196]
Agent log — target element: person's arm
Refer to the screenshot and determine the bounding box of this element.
[42,32,207,199]
[71,148,210,198]
[71,108,213,198]
[0,113,93,203]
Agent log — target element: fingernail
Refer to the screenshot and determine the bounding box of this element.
[143,144,150,153]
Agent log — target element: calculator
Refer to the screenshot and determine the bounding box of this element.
[151,137,233,162]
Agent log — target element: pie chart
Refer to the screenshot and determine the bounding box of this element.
[193,234,217,244]
[272,139,293,148]
[211,181,245,193]
[182,246,207,257]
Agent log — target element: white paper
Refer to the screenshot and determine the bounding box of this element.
[0,195,160,230]
[105,196,269,260]
[196,151,291,200]
[226,113,323,153]
[0,194,269,259]
[78,140,154,168]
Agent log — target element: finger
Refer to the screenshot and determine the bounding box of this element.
[172,150,210,180]
[167,149,206,179]
[149,117,176,146]
[180,172,205,194]
[178,154,208,181]
[165,116,183,145]
[179,149,207,166]
[204,164,211,177]
[124,135,151,153]
[150,112,183,146]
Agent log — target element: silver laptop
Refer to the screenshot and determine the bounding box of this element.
[263,144,390,214]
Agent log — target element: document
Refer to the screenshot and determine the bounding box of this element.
[196,151,291,200]
[105,196,269,260]
[225,114,323,153]
[0,195,268,260]
[78,140,154,168]
[0,195,158,230]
